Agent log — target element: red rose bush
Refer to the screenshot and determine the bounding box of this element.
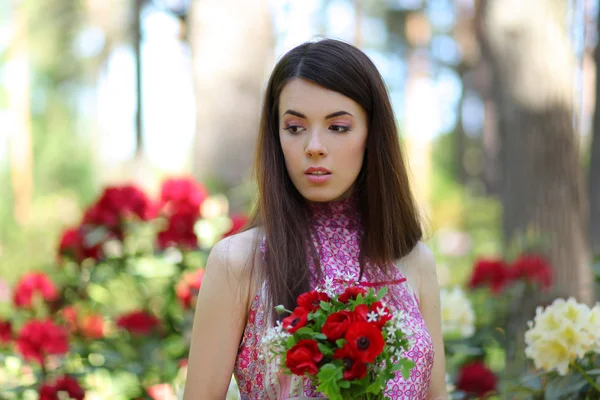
[261,285,415,400]
[1,177,247,399]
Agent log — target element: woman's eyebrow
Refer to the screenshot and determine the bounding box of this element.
[282,110,354,119]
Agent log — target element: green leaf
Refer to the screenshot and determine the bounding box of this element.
[545,373,588,400]
[366,380,383,394]
[339,380,350,389]
[336,339,346,348]
[397,358,415,380]
[295,327,314,336]
[376,287,388,301]
[316,363,343,400]
[318,343,334,356]
[286,336,297,348]
[320,301,331,312]
[584,369,600,376]
[314,333,327,340]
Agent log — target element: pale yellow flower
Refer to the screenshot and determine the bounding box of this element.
[524,297,600,375]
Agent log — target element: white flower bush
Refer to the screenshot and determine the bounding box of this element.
[440,287,475,339]
[525,297,600,376]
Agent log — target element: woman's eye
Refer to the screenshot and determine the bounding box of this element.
[330,125,350,133]
[283,125,305,134]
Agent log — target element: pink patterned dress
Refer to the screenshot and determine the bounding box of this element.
[233,197,434,399]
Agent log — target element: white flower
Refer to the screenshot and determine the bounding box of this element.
[386,324,397,336]
[440,287,475,339]
[260,321,290,360]
[367,311,379,323]
[525,297,600,375]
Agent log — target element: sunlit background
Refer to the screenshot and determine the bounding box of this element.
[1,0,600,399]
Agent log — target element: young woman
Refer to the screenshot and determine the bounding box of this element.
[183,39,448,400]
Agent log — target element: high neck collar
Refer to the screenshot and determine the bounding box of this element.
[307,194,360,222]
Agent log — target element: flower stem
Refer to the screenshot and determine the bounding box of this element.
[572,362,600,392]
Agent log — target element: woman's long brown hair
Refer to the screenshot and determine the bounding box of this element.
[246,39,422,322]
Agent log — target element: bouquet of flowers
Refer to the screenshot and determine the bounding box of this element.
[261,285,415,400]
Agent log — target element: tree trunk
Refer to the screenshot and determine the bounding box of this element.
[188,0,272,196]
[7,0,33,225]
[590,15,600,258]
[477,0,593,385]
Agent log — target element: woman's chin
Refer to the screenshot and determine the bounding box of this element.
[300,188,352,203]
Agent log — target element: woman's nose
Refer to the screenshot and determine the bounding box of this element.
[305,131,327,158]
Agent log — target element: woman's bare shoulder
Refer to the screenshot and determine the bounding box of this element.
[403,241,436,269]
[208,227,264,283]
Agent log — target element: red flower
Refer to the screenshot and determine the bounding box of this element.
[16,319,69,365]
[58,227,101,263]
[352,302,391,329]
[334,344,367,380]
[456,360,497,397]
[297,290,330,312]
[176,269,205,309]
[83,185,156,235]
[148,383,177,400]
[39,375,85,400]
[116,311,159,335]
[282,307,309,333]
[322,311,353,341]
[80,314,104,339]
[160,178,207,216]
[60,307,79,333]
[158,211,199,250]
[510,254,553,289]
[39,384,58,400]
[285,339,323,375]
[224,214,249,237]
[339,287,367,303]
[13,272,59,309]
[345,321,385,363]
[0,320,12,344]
[468,258,509,293]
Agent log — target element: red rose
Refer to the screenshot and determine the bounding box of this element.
[468,258,509,293]
[83,185,156,236]
[39,384,58,400]
[148,383,177,400]
[510,255,553,289]
[334,344,367,380]
[116,311,159,335]
[0,320,12,344]
[16,319,69,364]
[339,287,367,303]
[297,290,331,312]
[224,214,249,237]
[322,311,353,340]
[39,375,85,400]
[345,321,385,363]
[13,272,59,309]
[456,360,497,397]
[160,178,207,216]
[282,307,309,333]
[158,211,199,250]
[176,269,205,309]
[58,227,101,263]
[285,339,323,375]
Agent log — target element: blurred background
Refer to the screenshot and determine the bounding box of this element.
[1,0,599,399]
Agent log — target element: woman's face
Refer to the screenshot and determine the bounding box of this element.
[278,78,368,203]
